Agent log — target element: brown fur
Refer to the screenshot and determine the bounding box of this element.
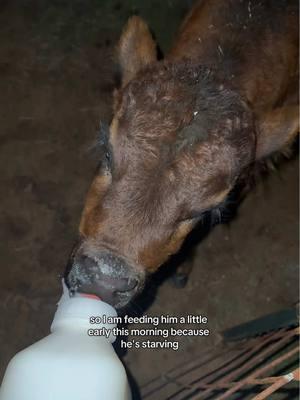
[77,1,298,281]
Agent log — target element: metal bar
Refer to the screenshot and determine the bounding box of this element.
[141,327,299,400]
[142,339,262,398]
[181,374,292,389]
[217,328,298,383]
[141,347,234,398]
[215,346,299,400]
[251,368,299,400]
[142,327,297,397]
[175,328,293,399]
[162,345,261,399]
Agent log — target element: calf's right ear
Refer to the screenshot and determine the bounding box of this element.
[118,16,157,87]
[256,105,299,159]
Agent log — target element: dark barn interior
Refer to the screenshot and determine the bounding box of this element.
[0,1,298,399]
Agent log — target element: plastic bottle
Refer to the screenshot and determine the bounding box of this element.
[0,283,131,400]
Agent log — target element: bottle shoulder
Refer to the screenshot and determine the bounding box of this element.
[8,330,121,366]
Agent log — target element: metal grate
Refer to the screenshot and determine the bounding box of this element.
[141,324,299,399]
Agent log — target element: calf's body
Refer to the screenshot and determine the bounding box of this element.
[65,0,299,308]
[169,0,298,157]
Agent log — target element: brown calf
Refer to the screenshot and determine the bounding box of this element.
[65,0,299,308]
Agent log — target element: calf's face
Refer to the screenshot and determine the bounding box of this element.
[65,17,256,308]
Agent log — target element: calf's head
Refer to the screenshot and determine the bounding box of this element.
[65,17,256,308]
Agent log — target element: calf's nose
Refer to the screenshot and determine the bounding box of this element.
[65,252,140,308]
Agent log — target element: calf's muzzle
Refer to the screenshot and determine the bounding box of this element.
[65,248,144,309]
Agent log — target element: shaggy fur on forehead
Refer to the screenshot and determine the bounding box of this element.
[114,60,256,170]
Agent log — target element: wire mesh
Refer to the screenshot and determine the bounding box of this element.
[141,325,299,400]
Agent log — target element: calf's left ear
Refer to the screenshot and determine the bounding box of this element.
[118,16,157,87]
[256,105,299,159]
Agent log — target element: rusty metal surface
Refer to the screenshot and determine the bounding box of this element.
[141,326,299,400]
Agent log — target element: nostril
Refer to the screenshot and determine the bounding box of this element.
[128,277,139,291]
[116,277,139,293]
[80,254,98,270]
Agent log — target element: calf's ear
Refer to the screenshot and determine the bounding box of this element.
[118,16,157,87]
[256,105,299,159]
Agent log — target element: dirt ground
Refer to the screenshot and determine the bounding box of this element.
[0,1,298,399]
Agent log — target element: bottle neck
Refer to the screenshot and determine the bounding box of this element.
[51,291,118,343]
